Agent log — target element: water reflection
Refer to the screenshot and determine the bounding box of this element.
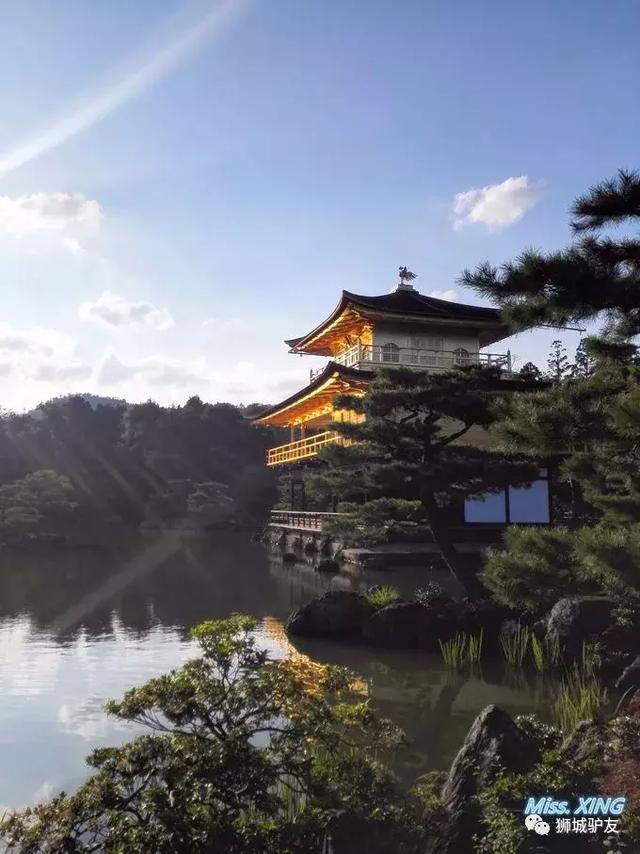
[0,532,560,808]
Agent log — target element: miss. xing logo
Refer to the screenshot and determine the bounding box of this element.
[523,796,626,837]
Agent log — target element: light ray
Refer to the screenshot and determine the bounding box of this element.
[0,0,248,178]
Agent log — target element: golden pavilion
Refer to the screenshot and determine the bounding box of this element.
[254,268,513,467]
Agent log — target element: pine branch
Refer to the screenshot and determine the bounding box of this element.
[571,169,640,233]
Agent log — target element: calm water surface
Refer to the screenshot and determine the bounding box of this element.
[0,532,560,811]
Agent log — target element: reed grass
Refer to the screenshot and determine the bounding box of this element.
[366,585,401,609]
[530,633,562,672]
[466,629,484,663]
[439,630,483,667]
[554,664,607,733]
[439,634,467,668]
[581,642,600,674]
[500,624,530,667]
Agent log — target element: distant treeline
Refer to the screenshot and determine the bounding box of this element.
[0,395,282,540]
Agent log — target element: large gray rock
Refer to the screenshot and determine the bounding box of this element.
[615,654,640,691]
[546,595,615,660]
[433,705,541,854]
[363,601,465,650]
[362,602,436,649]
[286,590,374,640]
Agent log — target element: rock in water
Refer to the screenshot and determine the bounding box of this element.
[434,705,541,853]
[546,595,614,660]
[286,590,374,639]
[362,602,431,648]
[362,601,462,650]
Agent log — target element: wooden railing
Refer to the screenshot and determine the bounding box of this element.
[266,430,349,466]
[269,509,343,530]
[310,343,512,382]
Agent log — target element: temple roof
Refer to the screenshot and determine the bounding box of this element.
[285,288,509,354]
[251,362,372,426]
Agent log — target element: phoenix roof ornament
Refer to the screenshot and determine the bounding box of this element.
[398,266,417,285]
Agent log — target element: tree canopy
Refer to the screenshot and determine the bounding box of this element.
[0,617,424,853]
[307,365,537,592]
[0,395,281,537]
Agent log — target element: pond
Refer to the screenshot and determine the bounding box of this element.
[0,531,562,811]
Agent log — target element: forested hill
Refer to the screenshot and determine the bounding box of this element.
[0,395,282,541]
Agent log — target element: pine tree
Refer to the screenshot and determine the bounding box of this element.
[459,170,640,608]
[570,340,595,378]
[459,169,640,357]
[308,366,537,593]
[546,339,571,383]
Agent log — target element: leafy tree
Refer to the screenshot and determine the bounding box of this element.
[0,470,76,542]
[546,339,571,383]
[307,366,537,592]
[0,394,279,531]
[460,169,640,356]
[0,617,424,853]
[517,361,542,381]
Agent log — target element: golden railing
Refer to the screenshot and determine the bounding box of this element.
[266,430,348,466]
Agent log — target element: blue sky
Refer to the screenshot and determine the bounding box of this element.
[0,0,638,410]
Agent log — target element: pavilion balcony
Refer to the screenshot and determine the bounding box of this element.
[309,343,512,382]
[266,430,351,466]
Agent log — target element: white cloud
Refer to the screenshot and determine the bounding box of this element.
[0,192,102,237]
[63,237,83,255]
[429,289,457,301]
[97,353,207,388]
[0,322,72,358]
[79,291,175,331]
[0,321,90,390]
[452,176,543,232]
[32,363,92,382]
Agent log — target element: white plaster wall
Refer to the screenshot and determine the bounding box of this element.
[372,323,480,354]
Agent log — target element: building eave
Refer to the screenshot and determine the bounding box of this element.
[251,362,372,426]
[284,289,510,354]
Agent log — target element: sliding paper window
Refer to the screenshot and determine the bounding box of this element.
[464,476,550,524]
